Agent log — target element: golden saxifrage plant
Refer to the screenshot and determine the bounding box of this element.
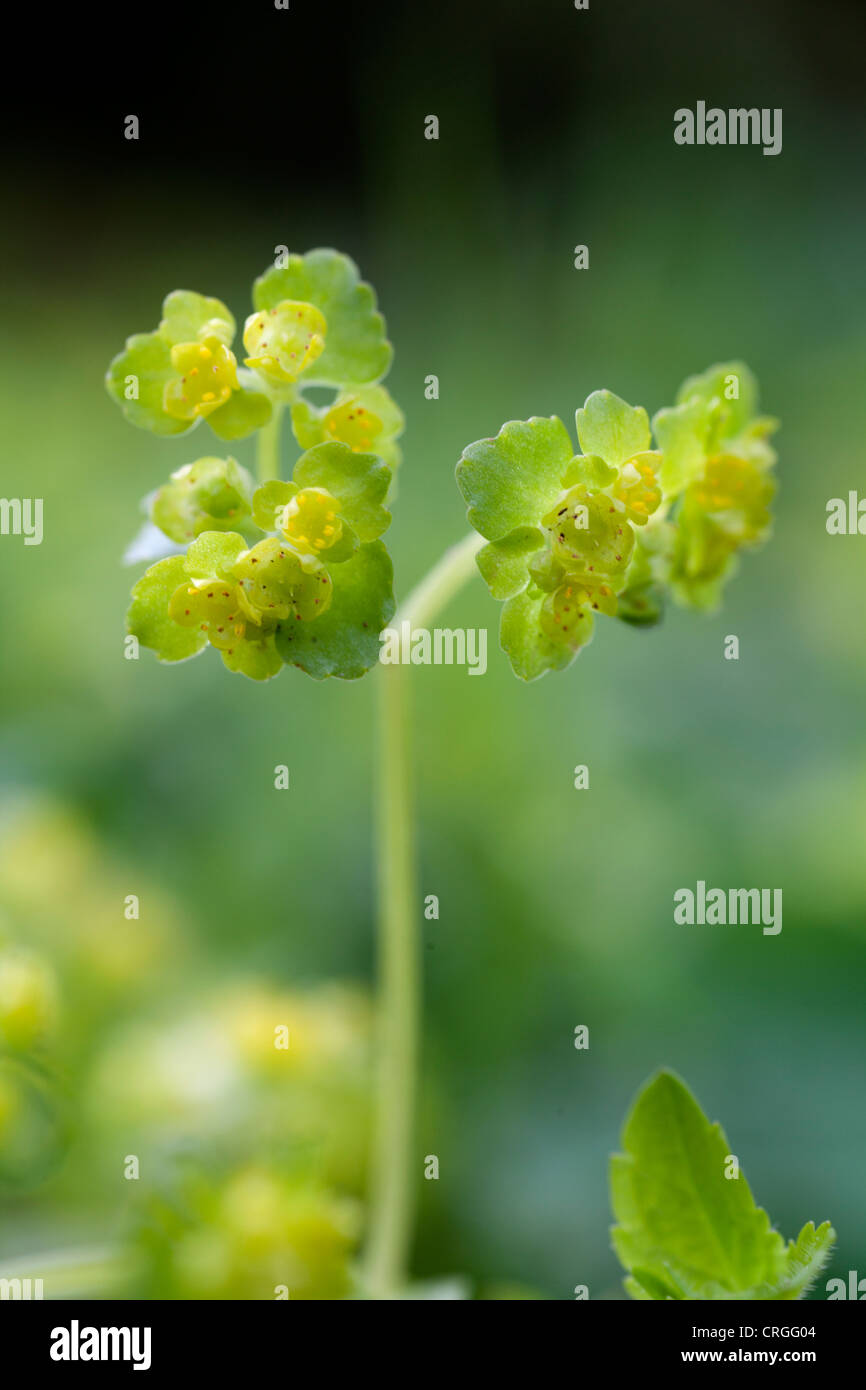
[100,248,828,1299]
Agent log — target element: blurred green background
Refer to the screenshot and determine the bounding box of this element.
[1,0,864,1297]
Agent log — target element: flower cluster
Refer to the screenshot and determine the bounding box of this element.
[137,1162,361,1300]
[128,443,394,682]
[457,363,777,680]
[654,362,777,609]
[108,251,402,681]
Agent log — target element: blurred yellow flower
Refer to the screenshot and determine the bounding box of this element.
[0,947,58,1050]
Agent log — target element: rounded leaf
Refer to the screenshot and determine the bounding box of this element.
[476,527,544,601]
[275,541,394,680]
[675,360,758,442]
[221,634,283,682]
[293,442,391,541]
[206,381,273,441]
[499,589,586,682]
[457,416,574,542]
[105,331,195,437]
[184,530,249,580]
[128,556,207,662]
[575,390,651,467]
[653,397,710,497]
[158,290,235,348]
[251,480,298,532]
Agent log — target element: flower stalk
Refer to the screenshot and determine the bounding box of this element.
[364,531,483,1298]
[256,402,284,483]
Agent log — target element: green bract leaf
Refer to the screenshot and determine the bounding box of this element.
[499,588,588,682]
[562,454,618,490]
[737,415,780,468]
[105,293,277,442]
[221,633,283,682]
[291,400,329,451]
[575,390,650,467]
[252,249,392,388]
[293,442,391,541]
[664,362,778,474]
[611,1071,834,1300]
[527,547,566,593]
[127,556,207,663]
[151,457,255,544]
[653,396,709,496]
[184,530,249,581]
[477,527,544,601]
[105,331,194,437]
[251,480,298,532]
[206,378,272,441]
[676,360,758,442]
[457,416,574,541]
[275,541,394,680]
[158,290,235,348]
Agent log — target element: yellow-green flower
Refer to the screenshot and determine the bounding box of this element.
[142,1164,361,1300]
[162,336,239,422]
[0,946,58,1050]
[670,454,775,608]
[150,456,255,544]
[166,536,332,676]
[277,487,344,557]
[243,300,327,386]
[250,442,392,567]
[290,384,405,474]
[105,290,271,441]
[129,531,333,681]
[653,363,778,609]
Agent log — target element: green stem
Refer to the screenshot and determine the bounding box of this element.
[256,403,284,482]
[364,530,484,1299]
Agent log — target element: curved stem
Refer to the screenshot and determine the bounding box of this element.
[364,530,484,1299]
[256,403,284,483]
